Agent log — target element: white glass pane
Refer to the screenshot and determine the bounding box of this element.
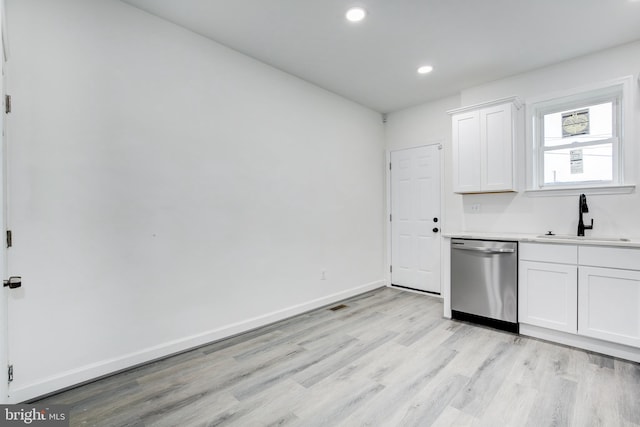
[543,102,613,148]
[543,143,612,184]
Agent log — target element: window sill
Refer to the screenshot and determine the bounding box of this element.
[525,184,635,197]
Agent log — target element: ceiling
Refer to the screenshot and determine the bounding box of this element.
[121,0,640,113]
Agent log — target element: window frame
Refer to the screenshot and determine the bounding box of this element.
[526,76,634,194]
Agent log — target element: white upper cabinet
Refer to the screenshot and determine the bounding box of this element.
[481,103,514,191]
[449,97,522,193]
[451,110,481,193]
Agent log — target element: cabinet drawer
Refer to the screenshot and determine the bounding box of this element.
[520,243,577,264]
[579,246,640,270]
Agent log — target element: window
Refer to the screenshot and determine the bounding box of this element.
[528,77,633,192]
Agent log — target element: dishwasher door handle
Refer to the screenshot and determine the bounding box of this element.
[452,246,515,254]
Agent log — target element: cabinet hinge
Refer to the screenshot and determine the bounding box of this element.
[8,365,13,383]
[5,95,11,114]
[6,230,12,248]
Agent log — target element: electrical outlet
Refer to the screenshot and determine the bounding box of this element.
[471,204,481,213]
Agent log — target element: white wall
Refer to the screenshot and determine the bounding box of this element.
[387,40,640,238]
[4,0,385,402]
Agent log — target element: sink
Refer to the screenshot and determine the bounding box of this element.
[536,235,631,242]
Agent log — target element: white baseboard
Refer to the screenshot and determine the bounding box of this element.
[8,280,385,403]
[520,324,640,363]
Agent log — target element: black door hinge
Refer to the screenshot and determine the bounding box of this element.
[390,265,393,273]
[8,365,13,383]
[5,95,11,114]
[389,162,392,170]
[6,230,12,248]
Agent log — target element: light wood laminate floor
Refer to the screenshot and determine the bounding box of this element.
[36,287,640,426]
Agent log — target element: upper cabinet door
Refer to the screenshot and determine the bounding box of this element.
[451,111,480,193]
[449,98,521,194]
[481,103,514,192]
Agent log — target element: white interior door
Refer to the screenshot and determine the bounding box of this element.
[390,145,441,293]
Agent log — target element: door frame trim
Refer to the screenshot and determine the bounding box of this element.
[386,142,445,295]
[1,0,9,404]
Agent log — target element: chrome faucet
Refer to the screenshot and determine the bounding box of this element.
[577,193,593,236]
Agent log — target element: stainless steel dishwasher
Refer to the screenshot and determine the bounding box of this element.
[451,238,518,333]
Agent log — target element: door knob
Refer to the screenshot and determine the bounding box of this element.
[3,276,21,289]
[433,217,439,223]
[433,227,439,233]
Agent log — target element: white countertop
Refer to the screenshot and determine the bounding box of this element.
[443,231,640,248]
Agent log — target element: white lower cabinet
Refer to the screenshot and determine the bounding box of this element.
[578,266,640,348]
[519,261,577,333]
[519,242,640,358]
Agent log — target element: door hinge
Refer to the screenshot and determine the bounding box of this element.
[8,365,13,383]
[389,162,392,171]
[390,265,392,273]
[5,95,11,114]
[389,214,392,222]
[6,230,12,248]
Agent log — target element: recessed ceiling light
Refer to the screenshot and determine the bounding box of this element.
[346,7,367,22]
[417,65,434,75]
